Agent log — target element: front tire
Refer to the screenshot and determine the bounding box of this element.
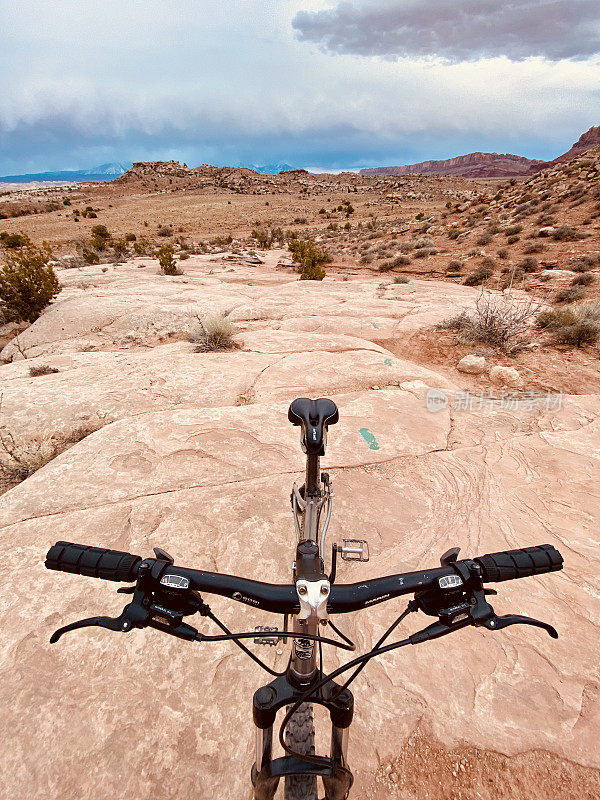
[284,703,317,800]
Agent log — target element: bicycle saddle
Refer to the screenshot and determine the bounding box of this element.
[288,397,339,456]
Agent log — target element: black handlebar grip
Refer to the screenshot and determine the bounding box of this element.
[45,541,142,582]
[475,544,563,582]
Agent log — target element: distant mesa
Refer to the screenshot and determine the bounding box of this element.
[0,162,130,184]
[361,152,544,179]
[360,124,600,179]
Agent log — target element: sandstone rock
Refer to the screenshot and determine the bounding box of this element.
[489,365,523,387]
[457,355,486,374]
[0,253,597,800]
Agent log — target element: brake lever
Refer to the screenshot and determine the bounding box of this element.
[482,614,558,639]
[50,601,149,643]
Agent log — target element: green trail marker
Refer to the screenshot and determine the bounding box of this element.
[359,428,380,450]
[383,358,392,366]
[371,322,379,329]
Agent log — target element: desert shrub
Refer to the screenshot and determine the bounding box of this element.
[554,319,599,347]
[112,239,129,258]
[392,255,411,266]
[556,286,585,303]
[28,364,59,377]
[0,232,29,249]
[82,248,100,265]
[0,415,108,489]
[133,237,153,255]
[442,293,538,352]
[393,275,410,284]
[518,256,538,273]
[571,271,595,286]
[463,266,494,286]
[179,252,190,260]
[552,226,585,241]
[91,224,110,240]
[476,231,493,246]
[504,224,523,236]
[536,307,578,329]
[0,238,60,322]
[251,229,272,249]
[188,312,235,352]
[125,233,137,242]
[571,261,592,272]
[507,235,520,244]
[289,237,330,280]
[523,242,545,254]
[292,217,307,225]
[413,236,434,249]
[413,247,438,258]
[0,432,61,485]
[481,257,496,270]
[497,248,509,259]
[447,260,463,272]
[210,234,233,247]
[157,225,173,237]
[437,312,471,331]
[157,244,180,275]
[448,228,461,240]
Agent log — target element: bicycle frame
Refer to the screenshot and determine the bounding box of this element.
[252,450,354,800]
[44,397,563,800]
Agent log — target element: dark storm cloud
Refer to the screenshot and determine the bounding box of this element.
[292,0,600,62]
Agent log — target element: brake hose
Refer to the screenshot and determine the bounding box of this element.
[278,603,416,767]
[199,609,357,678]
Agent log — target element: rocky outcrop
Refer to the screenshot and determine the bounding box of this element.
[541,124,600,169]
[115,160,193,183]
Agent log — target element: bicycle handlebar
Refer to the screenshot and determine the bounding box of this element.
[45,541,563,614]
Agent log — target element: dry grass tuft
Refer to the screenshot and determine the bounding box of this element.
[0,413,111,491]
[189,312,236,352]
[28,364,59,377]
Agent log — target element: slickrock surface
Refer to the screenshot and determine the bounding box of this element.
[0,254,598,800]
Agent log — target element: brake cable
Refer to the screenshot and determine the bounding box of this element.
[204,609,285,677]
[278,602,437,768]
[334,601,416,696]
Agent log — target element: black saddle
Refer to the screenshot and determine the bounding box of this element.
[288,397,339,456]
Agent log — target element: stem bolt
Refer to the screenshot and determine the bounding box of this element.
[298,585,307,595]
[320,585,329,595]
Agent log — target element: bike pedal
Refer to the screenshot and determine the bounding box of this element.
[253,626,279,646]
[340,539,370,563]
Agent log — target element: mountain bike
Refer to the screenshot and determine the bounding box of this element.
[45,396,564,800]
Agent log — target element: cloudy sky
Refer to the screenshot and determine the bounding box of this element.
[1,0,599,174]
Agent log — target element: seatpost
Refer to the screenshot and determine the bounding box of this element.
[305,453,320,499]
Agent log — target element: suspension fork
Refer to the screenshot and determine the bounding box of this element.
[251,673,354,800]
